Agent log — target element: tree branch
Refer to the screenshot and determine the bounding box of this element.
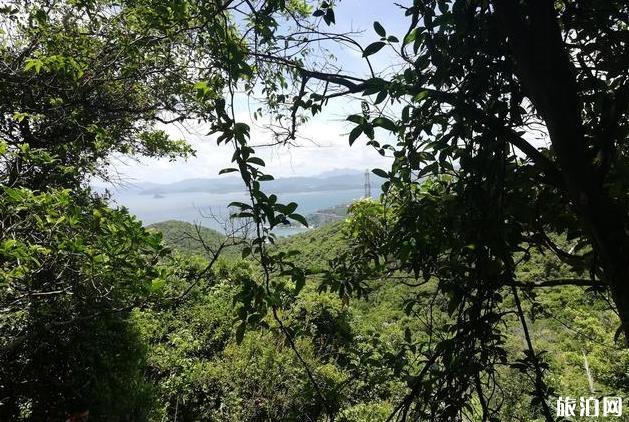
[510,278,604,289]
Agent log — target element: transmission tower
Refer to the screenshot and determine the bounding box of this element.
[364,169,371,198]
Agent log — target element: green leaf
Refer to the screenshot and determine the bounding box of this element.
[349,126,363,146]
[414,90,430,102]
[374,90,388,105]
[24,58,43,74]
[288,213,308,227]
[193,80,212,98]
[372,168,389,178]
[247,157,265,166]
[284,202,298,215]
[228,201,252,210]
[373,116,397,132]
[404,28,418,44]
[363,42,385,57]
[418,161,438,177]
[324,8,335,25]
[12,112,28,123]
[33,8,47,24]
[374,21,386,37]
[219,168,238,175]
[233,122,250,140]
[234,211,254,218]
[150,277,166,293]
[347,114,366,125]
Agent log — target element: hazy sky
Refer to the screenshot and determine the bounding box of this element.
[109,0,409,185]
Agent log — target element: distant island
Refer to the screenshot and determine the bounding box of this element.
[134,169,384,196]
[300,203,349,228]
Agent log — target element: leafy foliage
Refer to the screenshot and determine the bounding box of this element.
[234,1,629,419]
[142,210,628,421]
[0,148,172,419]
[2,0,629,420]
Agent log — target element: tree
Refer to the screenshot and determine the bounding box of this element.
[253,0,629,337]
[0,0,239,417]
[0,0,319,417]
[211,0,629,419]
[0,177,164,419]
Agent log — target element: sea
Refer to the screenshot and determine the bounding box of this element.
[108,188,366,236]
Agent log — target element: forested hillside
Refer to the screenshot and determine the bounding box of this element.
[148,220,242,260]
[136,211,628,421]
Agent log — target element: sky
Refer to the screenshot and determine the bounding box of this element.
[107,0,410,185]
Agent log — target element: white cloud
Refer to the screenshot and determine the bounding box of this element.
[107,106,394,185]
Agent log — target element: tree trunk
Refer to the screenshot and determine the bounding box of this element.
[493,0,629,343]
[583,202,629,343]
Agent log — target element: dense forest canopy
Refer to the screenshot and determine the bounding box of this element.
[1,0,628,421]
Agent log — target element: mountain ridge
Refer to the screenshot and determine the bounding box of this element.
[136,171,383,196]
